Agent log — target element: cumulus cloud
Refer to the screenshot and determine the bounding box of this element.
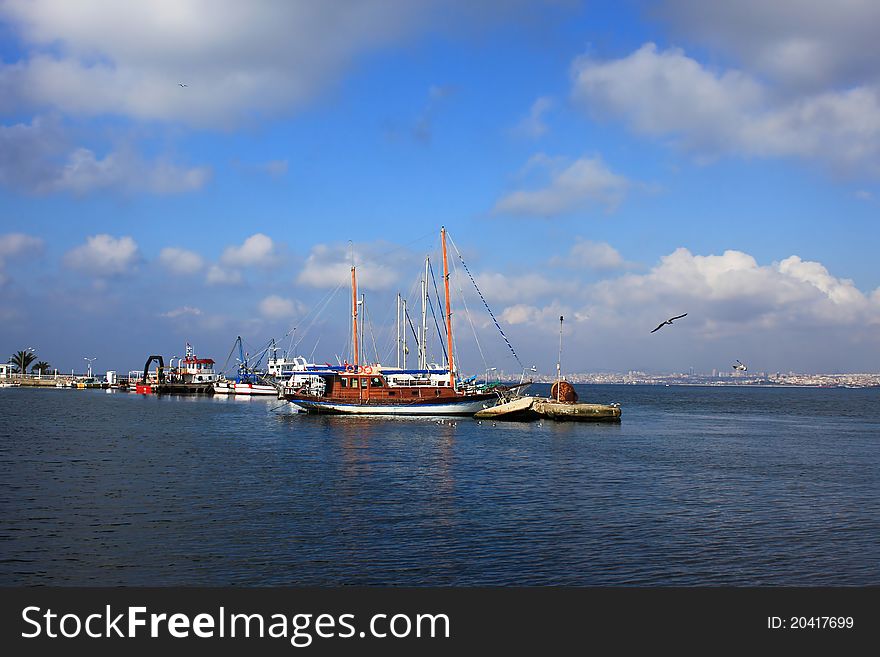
[63,234,140,276]
[485,247,880,372]
[513,96,553,138]
[205,264,243,286]
[0,0,457,127]
[550,239,629,271]
[297,242,412,290]
[493,153,634,217]
[474,270,579,304]
[0,232,44,261]
[658,0,880,92]
[220,233,280,268]
[585,247,880,334]
[500,303,542,325]
[571,43,880,176]
[0,116,210,195]
[158,247,205,275]
[259,295,303,319]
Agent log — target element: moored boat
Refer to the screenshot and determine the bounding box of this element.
[135,343,217,394]
[283,227,502,416]
[213,336,280,396]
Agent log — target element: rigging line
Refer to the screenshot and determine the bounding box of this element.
[220,336,241,375]
[448,235,523,369]
[291,282,344,354]
[449,248,488,372]
[308,336,321,363]
[428,259,449,348]
[363,297,381,364]
[281,281,342,353]
[372,229,437,261]
[404,306,420,350]
[425,270,449,367]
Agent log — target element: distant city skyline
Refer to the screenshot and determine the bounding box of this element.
[2,1,879,375]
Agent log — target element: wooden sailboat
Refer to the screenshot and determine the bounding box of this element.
[282,228,499,415]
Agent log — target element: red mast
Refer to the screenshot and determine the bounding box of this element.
[351,265,359,371]
[441,227,455,391]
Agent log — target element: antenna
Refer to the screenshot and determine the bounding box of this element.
[557,315,563,401]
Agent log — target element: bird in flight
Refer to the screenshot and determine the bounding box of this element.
[651,313,687,333]
[733,360,747,371]
[178,82,188,87]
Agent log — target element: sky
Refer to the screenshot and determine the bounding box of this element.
[1,0,879,377]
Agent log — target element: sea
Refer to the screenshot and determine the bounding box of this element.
[1,384,878,586]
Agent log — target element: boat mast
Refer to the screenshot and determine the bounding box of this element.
[351,265,359,369]
[420,256,428,370]
[557,315,563,401]
[441,226,455,390]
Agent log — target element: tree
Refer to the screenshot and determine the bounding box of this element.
[8,350,36,375]
[32,361,51,375]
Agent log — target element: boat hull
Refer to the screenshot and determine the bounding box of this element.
[286,395,496,416]
[232,382,279,396]
[215,381,279,396]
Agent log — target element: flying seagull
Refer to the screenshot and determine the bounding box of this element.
[733,360,747,371]
[651,313,687,333]
[178,82,188,87]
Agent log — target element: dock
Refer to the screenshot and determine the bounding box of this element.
[475,396,621,422]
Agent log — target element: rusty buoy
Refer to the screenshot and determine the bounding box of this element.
[549,380,578,402]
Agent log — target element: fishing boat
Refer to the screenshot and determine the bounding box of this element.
[214,336,279,396]
[135,343,217,394]
[282,227,502,416]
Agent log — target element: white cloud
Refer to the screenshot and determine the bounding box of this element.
[587,247,878,332]
[158,247,205,275]
[550,239,628,270]
[220,233,279,268]
[205,264,242,286]
[0,232,44,260]
[514,96,553,138]
[0,0,452,127]
[486,247,880,372]
[63,234,140,276]
[658,1,880,92]
[297,242,408,290]
[474,271,579,304]
[0,116,210,195]
[259,295,303,319]
[494,154,633,217]
[500,303,541,325]
[571,43,880,175]
[160,306,203,318]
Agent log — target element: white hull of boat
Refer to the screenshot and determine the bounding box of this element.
[214,381,278,396]
[232,382,278,396]
[289,397,494,416]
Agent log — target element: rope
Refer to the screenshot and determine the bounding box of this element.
[427,260,449,366]
[448,235,523,369]
[449,249,488,372]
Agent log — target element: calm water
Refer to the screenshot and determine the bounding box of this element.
[1,385,878,586]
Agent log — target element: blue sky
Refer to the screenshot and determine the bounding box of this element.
[1,0,879,376]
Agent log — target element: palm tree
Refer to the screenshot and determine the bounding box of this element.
[31,361,51,375]
[8,349,36,375]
